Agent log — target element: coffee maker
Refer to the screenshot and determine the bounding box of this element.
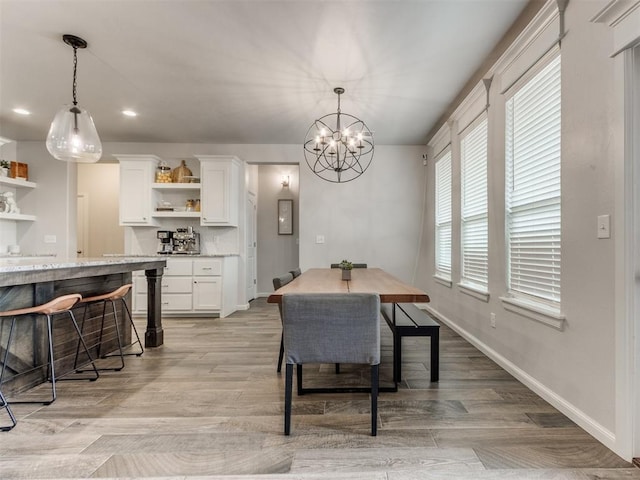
[172,227,200,254]
[157,230,174,254]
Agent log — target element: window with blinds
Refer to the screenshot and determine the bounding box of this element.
[435,150,452,281]
[460,117,488,291]
[505,54,561,307]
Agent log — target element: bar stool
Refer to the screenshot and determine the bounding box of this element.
[0,389,16,431]
[0,294,99,406]
[74,284,142,372]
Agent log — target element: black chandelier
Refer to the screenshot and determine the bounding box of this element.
[303,88,374,183]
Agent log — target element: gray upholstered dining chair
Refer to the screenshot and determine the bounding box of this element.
[289,268,302,278]
[282,293,381,436]
[273,273,294,373]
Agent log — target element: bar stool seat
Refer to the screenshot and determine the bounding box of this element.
[0,294,99,407]
[75,284,142,372]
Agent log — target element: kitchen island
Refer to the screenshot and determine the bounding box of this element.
[0,256,166,393]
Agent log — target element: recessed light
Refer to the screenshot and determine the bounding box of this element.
[122,109,137,117]
[13,108,30,115]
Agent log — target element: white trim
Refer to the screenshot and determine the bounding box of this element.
[433,275,452,288]
[420,305,617,453]
[499,295,565,331]
[457,282,490,302]
[591,0,640,56]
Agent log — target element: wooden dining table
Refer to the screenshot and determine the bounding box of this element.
[267,267,430,393]
[267,267,430,304]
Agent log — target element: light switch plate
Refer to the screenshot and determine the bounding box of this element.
[597,215,610,239]
[316,235,325,244]
[44,235,57,244]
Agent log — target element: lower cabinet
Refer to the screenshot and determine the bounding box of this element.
[133,256,237,317]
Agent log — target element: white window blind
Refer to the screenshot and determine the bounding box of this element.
[435,150,452,280]
[505,54,561,306]
[461,117,488,290]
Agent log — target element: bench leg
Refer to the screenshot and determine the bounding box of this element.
[393,333,402,384]
[430,330,439,382]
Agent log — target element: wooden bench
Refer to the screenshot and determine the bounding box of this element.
[381,303,440,383]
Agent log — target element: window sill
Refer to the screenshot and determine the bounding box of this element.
[457,283,490,302]
[433,275,452,288]
[499,295,566,331]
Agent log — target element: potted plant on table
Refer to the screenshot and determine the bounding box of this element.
[339,259,353,281]
[0,160,9,177]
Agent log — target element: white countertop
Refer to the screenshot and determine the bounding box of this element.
[0,256,164,274]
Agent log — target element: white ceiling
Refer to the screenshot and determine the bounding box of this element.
[0,0,533,146]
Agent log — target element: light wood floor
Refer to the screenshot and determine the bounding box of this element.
[0,297,638,479]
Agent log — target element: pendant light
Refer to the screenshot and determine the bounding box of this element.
[46,34,102,163]
[303,87,374,183]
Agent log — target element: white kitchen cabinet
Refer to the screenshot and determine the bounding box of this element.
[193,276,222,311]
[197,156,241,226]
[116,155,160,226]
[132,256,236,317]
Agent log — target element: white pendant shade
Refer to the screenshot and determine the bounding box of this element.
[46,104,102,163]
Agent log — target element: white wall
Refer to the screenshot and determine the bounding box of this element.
[15,142,77,257]
[415,0,625,456]
[300,145,426,282]
[256,164,299,295]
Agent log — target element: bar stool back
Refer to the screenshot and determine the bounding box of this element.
[0,294,99,406]
[74,284,142,372]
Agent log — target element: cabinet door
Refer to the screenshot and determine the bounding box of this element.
[193,277,222,311]
[117,158,157,226]
[200,159,239,226]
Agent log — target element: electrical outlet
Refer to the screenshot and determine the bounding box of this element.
[490,313,496,328]
[316,235,325,244]
[44,235,57,244]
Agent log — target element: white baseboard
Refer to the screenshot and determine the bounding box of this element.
[421,305,617,453]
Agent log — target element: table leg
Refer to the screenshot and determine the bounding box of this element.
[144,267,164,347]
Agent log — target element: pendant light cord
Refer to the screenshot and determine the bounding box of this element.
[72,46,78,106]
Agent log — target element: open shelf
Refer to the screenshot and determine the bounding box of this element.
[0,212,36,221]
[152,211,200,218]
[152,183,200,190]
[0,176,36,189]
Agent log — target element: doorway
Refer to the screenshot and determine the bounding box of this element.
[247,192,257,301]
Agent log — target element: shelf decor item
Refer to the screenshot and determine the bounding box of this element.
[172,160,193,183]
[0,160,8,177]
[46,34,102,163]
[10,161,28,180]
[303,87,374,183]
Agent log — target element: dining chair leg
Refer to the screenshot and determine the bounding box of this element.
[296,364,303,396]
[371,364,379,436]
[335,363,340,374]
[284,363,293,435]
[277,333,284,373]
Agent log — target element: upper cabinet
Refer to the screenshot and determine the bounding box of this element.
[116,154,243,227]
[116,154,160,226]
[196,155,241,227]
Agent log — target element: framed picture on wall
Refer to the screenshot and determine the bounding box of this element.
[278,199,293,235]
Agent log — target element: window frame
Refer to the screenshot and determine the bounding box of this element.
[434,148,452,286]
[500,52,565,328]
[459,115,489,300]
